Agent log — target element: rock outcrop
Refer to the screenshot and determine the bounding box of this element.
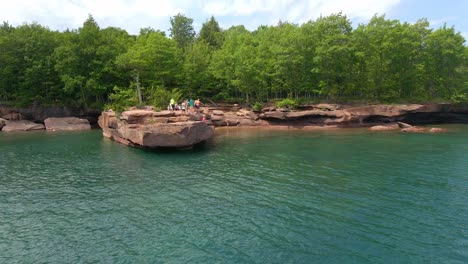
[95,103,468,146]
[369,124,400,131]
[222,103,468,127]
[2,120,45,132]
[0,118,6,130]
[0,105,100,124]
[98,110,214,148]
[44,117,91,131]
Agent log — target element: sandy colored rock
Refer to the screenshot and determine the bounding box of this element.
[1,112,23,121]
[44,117,91,131]
[397,122,413,129]
[429,128,448,133]
[168,116,190,123]
[99,110,214,148]
[314,104,339,111]
[261,106,276,112]
[210,115,225,122]
[0,118,6,130]
[401,126,427,133]
[2,120,45,132]
[212,110,224,116]
[369,124,400,131]
[118,122,214,148]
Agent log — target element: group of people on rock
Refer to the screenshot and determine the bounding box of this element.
[168,98,201,113]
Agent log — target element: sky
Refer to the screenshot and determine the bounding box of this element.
[1,0,467,41]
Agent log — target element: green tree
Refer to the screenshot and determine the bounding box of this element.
[170,13,195,51]
[424,24,466,98]
[199,16,223,49]
[116,31,181,104]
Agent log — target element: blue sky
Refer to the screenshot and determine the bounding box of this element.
[1,0,467,41]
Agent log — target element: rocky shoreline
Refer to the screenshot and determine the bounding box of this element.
[202,103,468,128]
[94,103,467,148]
[0,105,98,132]
[2,103,468,147]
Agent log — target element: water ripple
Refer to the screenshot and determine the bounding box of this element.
[1,128,468,263]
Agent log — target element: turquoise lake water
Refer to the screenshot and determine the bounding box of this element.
[1,126,467,263]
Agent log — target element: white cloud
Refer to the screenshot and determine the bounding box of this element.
[0,0,406,34]
[202,0,401,23]
[0,0,190,34]
[203,0,294,16]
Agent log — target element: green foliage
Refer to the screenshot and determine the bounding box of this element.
[104,86,138,113]
[199,16,224,49]
[170,13,195,50]
[450,93,467,104]
[276,98,298,109]
[146,86,183,109]
[252,102,263,111]
[1,13,468,109]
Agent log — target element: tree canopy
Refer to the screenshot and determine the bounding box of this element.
[0,14,467,110]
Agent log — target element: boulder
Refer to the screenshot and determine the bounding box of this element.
[210,115,225,122]
[98,110,215,148]
[369,124,400,131]
[314,104,339,111]
[237,109,259,120]
[261,106,276,112]
[397,122,413,129]
[212,110,224,116]
[136,122,213,148]
[429,128,448,133]
[2,120,45,132]
[44,117,91,131]
[401,126,427,133]
[0,118,6,130]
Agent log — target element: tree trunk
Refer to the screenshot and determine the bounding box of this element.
[135,69,142,104]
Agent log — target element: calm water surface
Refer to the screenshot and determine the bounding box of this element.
[1,126,467,263]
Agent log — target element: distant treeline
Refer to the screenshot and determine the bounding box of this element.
[0,13,467,110]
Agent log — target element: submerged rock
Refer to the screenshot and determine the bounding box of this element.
[429,128,448,133]
[401,126,427,133]
[44,117,91,131]
[98,110,214,148]
[369,124,400,131]
[2,120,45,132]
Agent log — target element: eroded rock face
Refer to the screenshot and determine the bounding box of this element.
[397,122,413,129]
[44,117,91,131]
[1,112,23,121]
[2,120,45,132]
[99,110,214,148]
[98,103,462,143]
[0,118,6,130]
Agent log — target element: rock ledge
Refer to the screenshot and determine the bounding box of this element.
[98,110,214,148]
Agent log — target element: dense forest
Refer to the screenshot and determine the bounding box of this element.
[1,13,467,111]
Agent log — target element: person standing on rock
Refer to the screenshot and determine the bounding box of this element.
[170,98,175,111]
[194,98,201,112]
[189,98,194,113]
[181,100,186,114]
